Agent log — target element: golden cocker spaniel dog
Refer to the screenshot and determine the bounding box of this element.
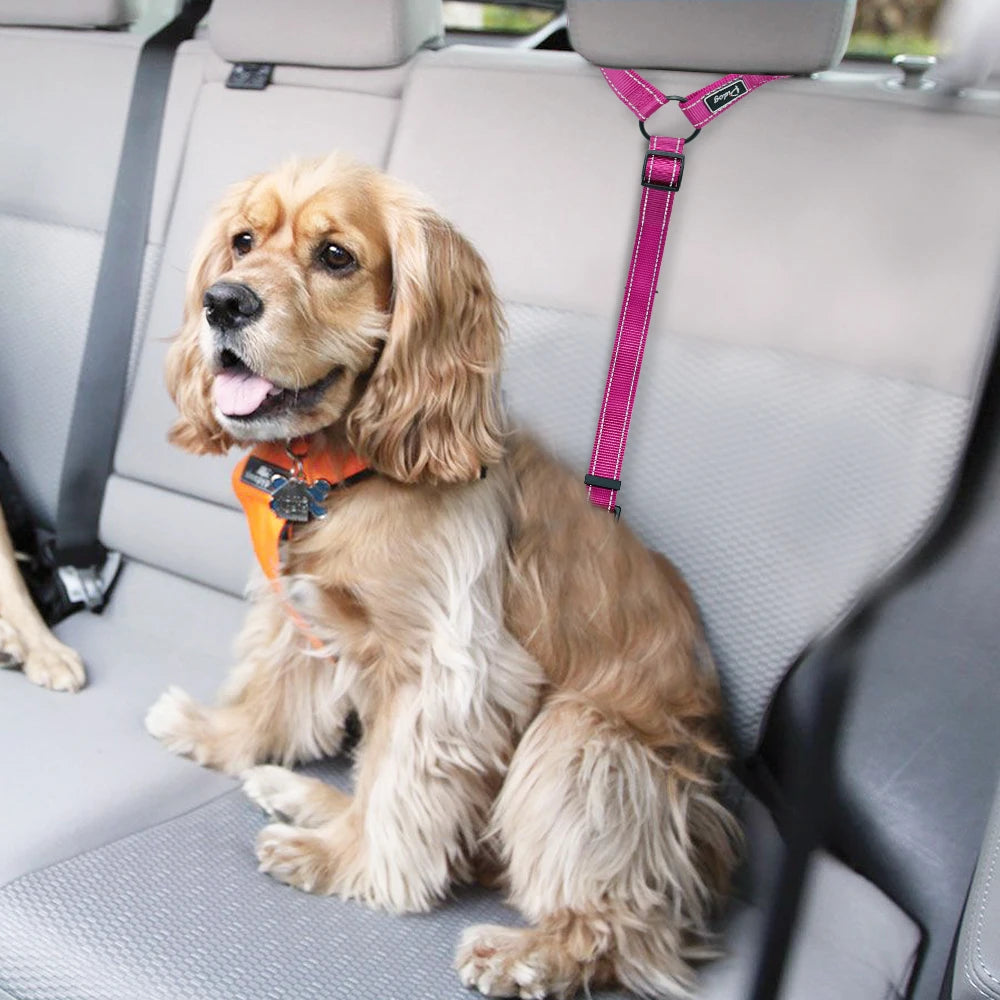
[146,154,737,999]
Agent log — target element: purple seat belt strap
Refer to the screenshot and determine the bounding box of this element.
[585,70,786,516]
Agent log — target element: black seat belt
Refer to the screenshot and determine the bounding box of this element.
[53,0,211,609]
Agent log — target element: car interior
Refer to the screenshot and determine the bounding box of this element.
[0,0,998,998]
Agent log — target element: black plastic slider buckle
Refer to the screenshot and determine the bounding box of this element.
[584,474,622,492]
[642,149,685,193]
[584,474,624,521]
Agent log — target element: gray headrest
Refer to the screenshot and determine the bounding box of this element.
[209,0,444,69]
[0,0,134,28]
[566,0,858,74]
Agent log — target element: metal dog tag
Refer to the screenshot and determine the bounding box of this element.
[269,478,312,523]
[268,475,333,523]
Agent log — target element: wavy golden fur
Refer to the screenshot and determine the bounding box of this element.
[147,153,738,999]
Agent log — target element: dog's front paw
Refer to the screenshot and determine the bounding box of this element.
[15,630,86,693]
[256,822,340,894]
[243,765,349,827]
[457,925,569,1000]
[145,686,210,758]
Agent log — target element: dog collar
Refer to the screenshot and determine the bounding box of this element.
[232,438,371,580]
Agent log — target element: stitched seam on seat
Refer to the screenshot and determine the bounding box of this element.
[965,962,997,999]
[975,814,1000,988]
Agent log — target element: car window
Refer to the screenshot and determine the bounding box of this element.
[442,1,561,36]
[849,0,942,57]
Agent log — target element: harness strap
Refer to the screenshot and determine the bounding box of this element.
[586,69,785,515]
[232,440,370,656]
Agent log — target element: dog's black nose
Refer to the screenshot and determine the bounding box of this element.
[203,282,262,331]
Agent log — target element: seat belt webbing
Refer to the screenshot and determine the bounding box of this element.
[54,0,211,589]
[586,70,785,517]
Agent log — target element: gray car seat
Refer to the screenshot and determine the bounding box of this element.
[1,0,999,997]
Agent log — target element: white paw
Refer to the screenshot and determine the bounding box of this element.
[456,926,553,999]
[243,765,308,821]
[145,685,205,754]
[256,822,333,894]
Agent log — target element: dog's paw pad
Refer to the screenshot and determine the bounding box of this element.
[22,638,86,692]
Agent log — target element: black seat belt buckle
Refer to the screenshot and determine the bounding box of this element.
[642,149,685,193]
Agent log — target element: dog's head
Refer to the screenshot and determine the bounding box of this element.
[166,154,504,484]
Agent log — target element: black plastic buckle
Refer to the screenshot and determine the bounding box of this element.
[584,475,624,521]
[642,149,685,193]
[584,474,621,492]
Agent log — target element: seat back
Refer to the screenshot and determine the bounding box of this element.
[387,9,1000,750]
[0,0,144,525]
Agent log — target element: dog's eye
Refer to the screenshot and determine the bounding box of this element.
[232,232,253,257]
[320,243,355,272]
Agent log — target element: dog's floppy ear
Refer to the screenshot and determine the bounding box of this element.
[347,197,505,484]
[164,183,252,455]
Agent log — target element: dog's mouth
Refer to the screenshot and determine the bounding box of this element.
[212,350,343,421]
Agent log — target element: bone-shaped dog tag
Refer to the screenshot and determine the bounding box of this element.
[269,477,312,523]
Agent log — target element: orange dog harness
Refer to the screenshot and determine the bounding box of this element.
[232,438,370,652]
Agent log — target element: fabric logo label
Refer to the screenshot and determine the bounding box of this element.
[241,457,287,495]
[703,78,749,114]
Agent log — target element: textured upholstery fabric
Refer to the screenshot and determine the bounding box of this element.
[954,774,1000,1000]
[0,0,133,28]
[502,304,970,749]
[566,0,856,74]
[0,771,919,1000]
[208,0,443,69]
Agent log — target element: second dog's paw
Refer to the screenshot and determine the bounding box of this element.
[145,686,206,755]
[22,636,86,692]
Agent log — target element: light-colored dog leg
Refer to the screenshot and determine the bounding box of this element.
[254,679,505,912]
[458,694,737,999]
[243,764,350,827]
[146,591,352,774]
[0,507,85,692]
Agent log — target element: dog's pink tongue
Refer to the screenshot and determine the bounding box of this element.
[213,370,276,417]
